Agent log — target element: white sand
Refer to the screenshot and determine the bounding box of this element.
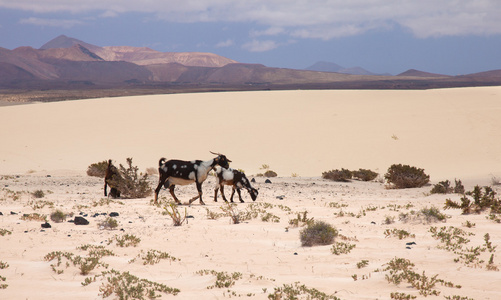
[0,88,501,299]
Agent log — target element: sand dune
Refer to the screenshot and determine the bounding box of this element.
[0,88,501,299]
[1,87,500,182]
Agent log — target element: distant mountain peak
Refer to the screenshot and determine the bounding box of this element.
[397,69,450,77]
[40,35,86,49]
[305,61,344,72]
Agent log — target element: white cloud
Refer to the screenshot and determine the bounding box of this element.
[242,39,278,52]
[215,39,234,48]
[19,17,83,28]
[3,0,501,38]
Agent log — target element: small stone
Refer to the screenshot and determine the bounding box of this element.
[406,242,416,246]
[265,179,272,184]
[11,211,17,215]
[251,178,256,183]
[41,222,51,228]
[109,212,119,217]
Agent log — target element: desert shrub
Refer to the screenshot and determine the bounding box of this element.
[82,269,180,297]
[352,169,378,181]
[420,206,447,222]
[109,234,141,247]
[322,169,352,182]
[331,241,356,255]
[264,170,278,177]
[430,179,464,194]
[99,217,118,230]
[384,164,430,189]
[31,190,45,198]
[50,210,67,223]
[268,282,340,300]
[196,269,243,289]
[300,221,338,247]
[108,158,152,198]
[86,160,109,177]
[21,213,46,222]
[444,185,501,215]
[163,203,187,226]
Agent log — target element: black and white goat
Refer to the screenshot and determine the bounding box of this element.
[214,167,258,203]
[104,159,121,198]
[154,152,231,205]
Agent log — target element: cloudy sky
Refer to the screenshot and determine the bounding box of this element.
[1,0,501,75]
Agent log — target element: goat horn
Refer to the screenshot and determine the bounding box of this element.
[210,151,221,156]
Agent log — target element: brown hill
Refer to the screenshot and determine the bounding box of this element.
[397,69,450,77]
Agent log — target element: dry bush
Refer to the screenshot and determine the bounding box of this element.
[86,160,108,178]
[384,164,430,189]
[50,210,67,223]
[108,158,152,199]
[352,169,379,181]
[300,221,338,247]
[322,169,352,182]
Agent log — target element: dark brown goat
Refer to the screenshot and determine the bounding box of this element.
[104,159,121,198]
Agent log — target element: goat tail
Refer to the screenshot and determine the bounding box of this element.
[159,157,167,166]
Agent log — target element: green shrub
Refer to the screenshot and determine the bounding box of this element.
[163,203,187,226]
[300,221,338,247]
[431,179,464,194]
[99,217,118,230]
[384,164,429,189]
[444,185,501,214]
[352,169,378,181]
[322,169,352,182]
[50,210,67,223]
[108,158,152,198]
[86,160,109,178]
[420,206,447,222]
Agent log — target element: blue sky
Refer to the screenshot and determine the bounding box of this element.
[1,0,501,75]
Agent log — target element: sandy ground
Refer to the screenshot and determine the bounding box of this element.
[1,88,501,299]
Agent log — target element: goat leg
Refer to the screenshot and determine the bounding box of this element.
[236,188,244,203]
[169,186,182,204]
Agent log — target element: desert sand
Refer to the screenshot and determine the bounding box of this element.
[0,88,500,299]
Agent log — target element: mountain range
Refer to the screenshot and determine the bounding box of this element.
[1,35,501,92]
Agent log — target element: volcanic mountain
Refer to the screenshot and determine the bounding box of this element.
[1,35,501,91]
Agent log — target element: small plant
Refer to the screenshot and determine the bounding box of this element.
[356,260,369,269]
[331,241,356,255]
[420,206,447,222]
[384,164,430,189]
[196,269,243,289]
[31,189,45,198]
[163,203,187,226]
[383,215,395,224]
[86,160,109,177]
[289,211,314,228]
[390,292,416,299]
[21,213,47,222]
[82,269,180,297]
[381,257,460,297]
[463,221,476,228]
[50,209,67,223]
[221,202,242,224]
[0,260,8,289]
[130,249,179,265]
[384,228,416,240]
[268,282,341,300]
[352,169,378,181]
[300,221,338,247]
[107,157,152,198]
[99,217,118,230]
[0,229,12,236]
[206,208,224,220]
[110,234,141,247]
[322,168,352,182]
